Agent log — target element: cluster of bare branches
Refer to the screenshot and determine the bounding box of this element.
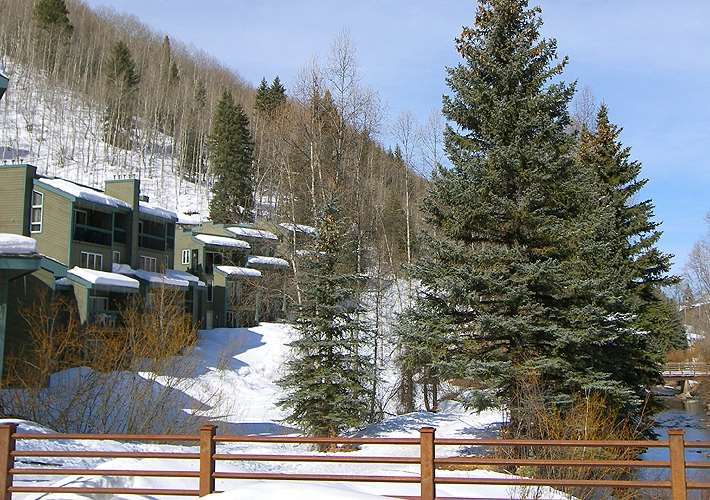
[0,288,231,434]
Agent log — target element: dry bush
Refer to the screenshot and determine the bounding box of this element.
[1,288,232,434]
[496,374,651,500]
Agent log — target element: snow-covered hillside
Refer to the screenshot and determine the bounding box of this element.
[0,63,211,220]
[2,322,567,499]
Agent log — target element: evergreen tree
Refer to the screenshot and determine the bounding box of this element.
[577,105,684,357]
[33,0,73,35]
[400,0,653,427]
[278,199,374,438]
[269,76,287,107]
[254,78,270,114]
[255,76,287,115]
[103,41,140,149]
[208,91,254,223]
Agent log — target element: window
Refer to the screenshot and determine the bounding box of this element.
[112,251,121,264]
[181,249,191,265]
[30,191,43,233]
[140,255,158,273]
[74,209,88,226]
[81,251,103,270]
[207,283,213,303]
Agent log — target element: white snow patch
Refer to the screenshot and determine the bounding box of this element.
[139,201,178,221]
[246,255,290,269]
[279,223,317,235]
[112,265,189,288]
[67,267,140,289]
[38,177,131,209]
[216,266,262,278]
[0,324,566,499]
[227,226,278,240]
[0,233,36,255]
[205,482,386,499]
[195,234,250,249]
[166,269,201,283]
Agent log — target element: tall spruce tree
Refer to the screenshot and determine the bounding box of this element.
[254,78,270,114]
[278,199,373,437]
[577,105,685,358]
[400,0,653,426]
[208,91,254,223]
[103,41,140,149]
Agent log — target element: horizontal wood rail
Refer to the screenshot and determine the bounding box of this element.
[663,362,710,377]
[0,423,707,499]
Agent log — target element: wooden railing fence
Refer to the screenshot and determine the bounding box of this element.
[663,362,710,377]
[0,423,707,499]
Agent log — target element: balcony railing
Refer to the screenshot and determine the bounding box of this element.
[74,224,112,246]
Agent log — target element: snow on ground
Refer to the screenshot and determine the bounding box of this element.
[0,233,36,254]
[3,323,567,499]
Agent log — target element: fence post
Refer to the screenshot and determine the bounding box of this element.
[199,424,216,497]
[668,429,687,500]
[420,427,436,500]
[0,423,17,500]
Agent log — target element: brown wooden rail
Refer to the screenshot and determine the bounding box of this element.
[0,423,707,499]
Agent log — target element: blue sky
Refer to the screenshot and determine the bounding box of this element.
[85,0,709,273]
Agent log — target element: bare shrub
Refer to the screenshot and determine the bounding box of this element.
[498,374,651,500]
[1,287,232,434]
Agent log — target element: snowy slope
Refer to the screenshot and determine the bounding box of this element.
[3,323,567,499]
[0,63,212,220]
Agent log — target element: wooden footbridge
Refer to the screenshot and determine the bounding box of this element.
[662,362,710,382]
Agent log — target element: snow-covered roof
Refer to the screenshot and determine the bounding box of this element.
[216,265,262,278]
[112,264,191,288]
[246,255,290,269]
[194,234,250,250]
[139,201,178,221]
[177,212,205,225]
[227,226,278,240]
[0,233,37,255]
[67,267,140,289]
[39,178,131,209]
[165,269,201,283]
[279,222,317,235]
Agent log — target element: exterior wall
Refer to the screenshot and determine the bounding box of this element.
[70,242,113,272]
[137,247,173,271]
[105,179,139,268]
[0,165,35,236]
[31,185,72,265]
[213,272,227,328]
[4,274,54,363]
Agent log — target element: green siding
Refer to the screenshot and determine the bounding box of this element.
[32,186,72,265]
[0,165,35,236]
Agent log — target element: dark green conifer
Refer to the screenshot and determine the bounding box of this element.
[208,91,254,223]
[33,0,73,35]
[278,199,374,438]
[578,105,684,357]
[398,0,654,427]
[254,78,270,114]
[103,41,140,149]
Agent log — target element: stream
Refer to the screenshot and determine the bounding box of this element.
[640,390,710,499]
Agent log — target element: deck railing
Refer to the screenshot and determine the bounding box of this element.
[0,424,708,499]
